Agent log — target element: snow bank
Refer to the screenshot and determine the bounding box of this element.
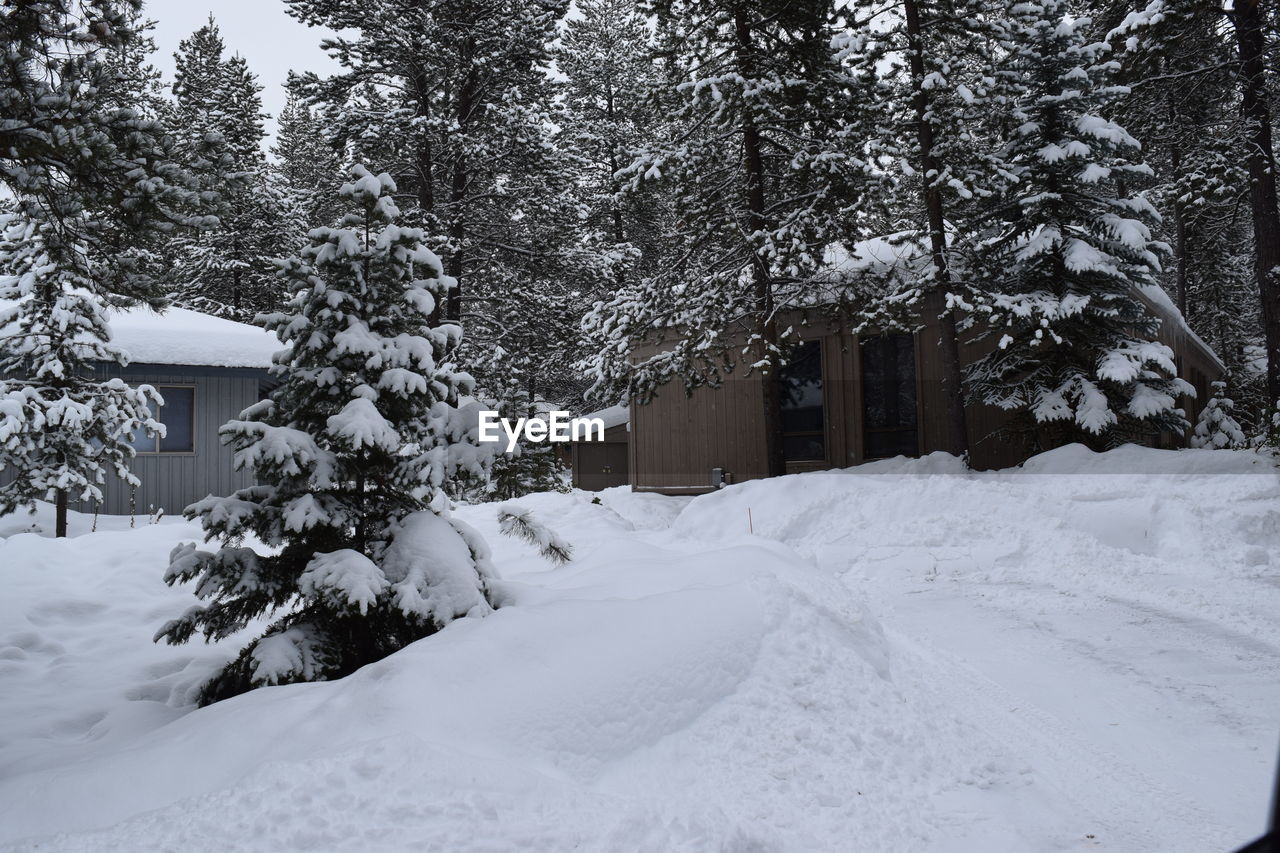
[668,444,1280,848]
[1,445,1276,851]
[0,533,803,847]
[0,520,247,784]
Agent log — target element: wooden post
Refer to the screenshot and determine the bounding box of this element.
[54,489,67,539]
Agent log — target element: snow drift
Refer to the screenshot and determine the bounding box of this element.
[0,445,1277,852]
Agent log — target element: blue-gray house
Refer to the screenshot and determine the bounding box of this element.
[86,307,278,516]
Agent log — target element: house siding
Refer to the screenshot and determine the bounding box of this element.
[0,361,267,514]
[82,365,265,516]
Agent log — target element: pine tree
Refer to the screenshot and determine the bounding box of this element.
[1104,1,1264,429]
[964,0,1192,445]
[165,17,285,321]
[1228,0,1280,411]
[0,0,200,537]
[273,83,344,235]
[1191,381,1246,449]
[288,0,605,435]
[0,221,166,536]
[469,351,570,501]
[834,0,1011,459]
[156,166,496,704]
[559,0,656,288]
[582,0,868,475]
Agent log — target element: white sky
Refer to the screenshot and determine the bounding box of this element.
[142,0,344,143]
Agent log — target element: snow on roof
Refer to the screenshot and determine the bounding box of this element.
[1,302,280,369]
[107,306,279,369]
[1138,285,1226,373]
[816,236,1228,375]
[820,232,928,279]
[583,404,628,430]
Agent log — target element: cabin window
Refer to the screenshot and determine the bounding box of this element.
[131,386,196,454]
[861,333,918,459]
[779,340,825,461]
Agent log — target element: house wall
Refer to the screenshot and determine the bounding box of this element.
[630,299,1224,493]
[571,423,630,491]
[85,364,266,516]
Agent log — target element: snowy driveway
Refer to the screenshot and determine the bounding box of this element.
[0,445,1277,852]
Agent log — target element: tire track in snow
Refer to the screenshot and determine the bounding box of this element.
[884,625,1229,852]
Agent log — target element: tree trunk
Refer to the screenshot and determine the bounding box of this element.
[446,55,478,324]
[1233,0,1280,405]
[413,71,436,215]
[231,231,241,313]
[409,64,440,325]
[1168,95,1190,316]
[55,489,67,539]
[904,0,970,459]
[734,4,785,477]
[607,91,627,291]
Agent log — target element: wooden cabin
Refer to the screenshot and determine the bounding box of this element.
[626,287,1225,495]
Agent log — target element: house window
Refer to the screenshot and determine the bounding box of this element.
[862,333,918,459]
[131,386,195,454]
[779,340,825,461]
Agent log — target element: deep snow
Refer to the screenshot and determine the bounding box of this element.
[0,445,1276,851]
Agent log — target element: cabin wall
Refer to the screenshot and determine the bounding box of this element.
[630,360,769,492]
[0,364,266,517]
[86,366,264,516]
[630,297,1226,492]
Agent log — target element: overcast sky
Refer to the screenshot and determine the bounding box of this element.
[142,0,344,143]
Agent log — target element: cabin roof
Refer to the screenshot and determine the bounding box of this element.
[1,301,279,369]
[102,305,278,369]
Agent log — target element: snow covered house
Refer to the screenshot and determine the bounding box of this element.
[570,404,629,491]
[626,275,1225,495]
[26,307,277,516]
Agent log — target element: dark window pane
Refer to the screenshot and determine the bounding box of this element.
[782,433,825,461]
[781,405,824,433]
[865,429,918,461]
[778,341,825,462]
[862,334,918,459]
[158,387,194,453]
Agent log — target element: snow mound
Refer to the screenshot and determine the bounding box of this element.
[580,403,628,430]
[0,502,911,845]
[1,443,1277,851]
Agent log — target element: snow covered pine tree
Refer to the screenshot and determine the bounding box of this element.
[0,0,200,538]
[1191,381,1247,449]
[156,167,497,704]
[965,0,1193,446]
[164,17,288,321]
[0,223,165,536]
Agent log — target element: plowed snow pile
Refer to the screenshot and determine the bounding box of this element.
[0,445,1276,852]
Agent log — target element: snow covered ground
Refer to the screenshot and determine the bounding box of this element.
[0,445,1277,852]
